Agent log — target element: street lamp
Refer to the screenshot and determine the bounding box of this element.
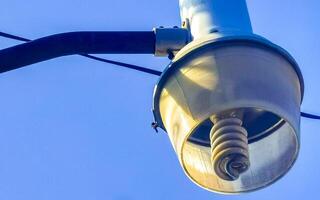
[152,0,303,193]
[0,0,310,195]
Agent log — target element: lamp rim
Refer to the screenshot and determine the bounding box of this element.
[179,105,300,194]
[152,34,304,131]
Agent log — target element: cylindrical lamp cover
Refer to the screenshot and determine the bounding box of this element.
[156,38,302,193]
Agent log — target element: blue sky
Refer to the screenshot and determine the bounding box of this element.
[0,0,319,199]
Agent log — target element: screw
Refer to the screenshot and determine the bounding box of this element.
[167,50,175,60]
[151,122,159,133]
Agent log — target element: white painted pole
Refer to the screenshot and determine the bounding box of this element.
[179,0,253,40]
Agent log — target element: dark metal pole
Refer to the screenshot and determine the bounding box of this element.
[0,31,155,73]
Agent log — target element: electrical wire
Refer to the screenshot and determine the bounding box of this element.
[301,112,320,120]
[80,54,161,76]
[0,31,162,76]
[1,31,319,120]
[0,32,30,42]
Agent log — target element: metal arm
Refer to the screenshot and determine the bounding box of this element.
[0,29,189,74]
[0,31,155,73]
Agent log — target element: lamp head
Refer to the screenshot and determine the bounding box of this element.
[152,35,304,193]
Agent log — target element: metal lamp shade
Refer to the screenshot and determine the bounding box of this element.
[154,36,303,193]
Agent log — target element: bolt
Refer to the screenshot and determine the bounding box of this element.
[151,122,159,133]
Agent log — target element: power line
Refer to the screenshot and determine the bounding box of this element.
[80,54,161,76]
[0,32,30,42]
[1,31,319,120]
[301,112,320,120]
